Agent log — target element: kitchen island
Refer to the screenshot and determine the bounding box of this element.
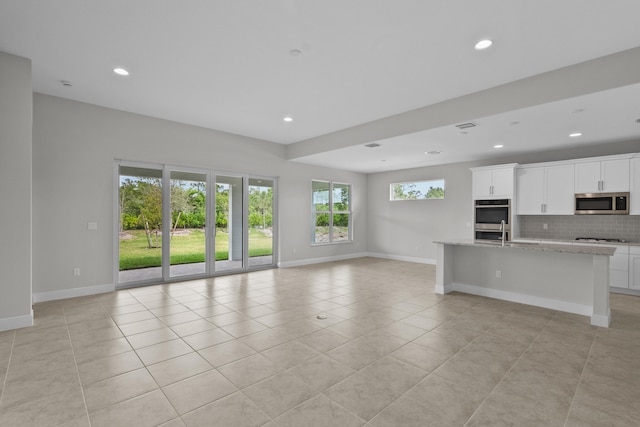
[433,240,616,327]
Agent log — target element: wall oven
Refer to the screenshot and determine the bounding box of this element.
[475,199,510,243]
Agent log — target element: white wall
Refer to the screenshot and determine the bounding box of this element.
[367,162,475,263]
[0,52,33,330]
[367,139,640,263]
[32,94,367,296]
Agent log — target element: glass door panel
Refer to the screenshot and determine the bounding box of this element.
[118,166,163,283]
[169,170,207,278]
[215,175,244,272]
[248,178,274,268]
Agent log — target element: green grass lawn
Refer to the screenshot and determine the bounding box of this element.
[119,229,272,270]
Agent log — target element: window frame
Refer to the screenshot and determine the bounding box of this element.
[311,179,353,245]
[389,179,445,201]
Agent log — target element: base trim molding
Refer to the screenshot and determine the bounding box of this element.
[0,311,33,332]
[445,281,593,317]
[33,283,115,303]
[591,310,611,328]
[366,252,435,265]
[278,252,369,268]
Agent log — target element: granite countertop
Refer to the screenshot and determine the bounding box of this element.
[514,238,640,247]
[434,239,617,256]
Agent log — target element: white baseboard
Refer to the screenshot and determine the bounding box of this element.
[366,252,435,265]
[591,310,611,328]
[33,283,115,303]
[447,282,593,317]
[278,252,369,268]
[610,287,640,296]
[0,310,33,332]
[278,252,435,268]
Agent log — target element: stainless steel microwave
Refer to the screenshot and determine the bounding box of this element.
[575,192,629,215]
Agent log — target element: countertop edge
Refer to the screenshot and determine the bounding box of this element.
[433,240,617,256]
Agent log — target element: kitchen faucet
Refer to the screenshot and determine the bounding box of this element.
[499,219,506,247]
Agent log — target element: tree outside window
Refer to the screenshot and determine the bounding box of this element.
[390,179,445,201]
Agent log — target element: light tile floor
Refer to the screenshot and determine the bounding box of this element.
[1,258,639,426]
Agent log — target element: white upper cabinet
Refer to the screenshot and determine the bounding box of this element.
[471,164,517,200]
[632,156,640,215]
[575,158,630,193]
[517,163,574,215]
[545,164,576,214]
[516,167,544,214]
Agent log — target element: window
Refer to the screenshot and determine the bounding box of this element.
[390,179,445,200]
[312,180,352,244]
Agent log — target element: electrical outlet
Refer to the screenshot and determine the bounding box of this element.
[543,223,548,230]
[495,270,502,279]
[88,222,98,230]
[293,247,296,253]
[73,268,80,276]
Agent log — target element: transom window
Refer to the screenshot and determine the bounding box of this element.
[390,179,445,201]
[312,180,352,244]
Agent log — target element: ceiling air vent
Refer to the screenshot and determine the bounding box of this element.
[364,143,381,148]
[455,122,477,130]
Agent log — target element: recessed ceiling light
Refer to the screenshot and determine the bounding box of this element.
[283,116,293,122]
[569,132,582,137]
[60,80,72,87]
[113,67,129,76]
[425,150,442,155]
[365,143,381,148]
[289,49,302,57]
[494,144,504,149]
[474,39,493,50]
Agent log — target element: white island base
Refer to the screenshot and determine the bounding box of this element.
[434,241,615,327]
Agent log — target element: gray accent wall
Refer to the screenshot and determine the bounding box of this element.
[0,52,33,329]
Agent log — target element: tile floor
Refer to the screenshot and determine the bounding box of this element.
[1,258,639,426]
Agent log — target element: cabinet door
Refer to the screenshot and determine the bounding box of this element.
[516,167,544,214]
[473,170,493,199]
[545,164,575,214]
[601,159,630,192]
[574,162,601,193]
[630,255,640,290]
[491,168,514,198]
[632,158,640,214]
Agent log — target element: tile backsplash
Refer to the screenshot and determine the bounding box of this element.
[518,215,640,243]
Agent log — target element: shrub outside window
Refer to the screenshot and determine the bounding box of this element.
[390,179,445,201]
[312,180,352,244]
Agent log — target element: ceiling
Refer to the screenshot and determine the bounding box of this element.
[2,1,640,173]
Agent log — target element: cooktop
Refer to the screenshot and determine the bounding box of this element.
[575,237,628,243]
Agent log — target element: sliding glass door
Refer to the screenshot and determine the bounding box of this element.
[118,165,164,284]
[169,170,207,278]
[214,175,244,273]
[117,162,275,287]
[248,178,274,268]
